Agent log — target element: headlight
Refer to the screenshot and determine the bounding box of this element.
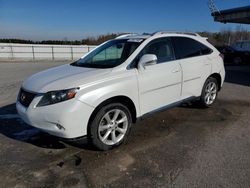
[37,88,79,107]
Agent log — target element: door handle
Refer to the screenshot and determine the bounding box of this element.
[172,68,180,73]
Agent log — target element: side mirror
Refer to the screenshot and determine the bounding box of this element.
[138,54,157,69]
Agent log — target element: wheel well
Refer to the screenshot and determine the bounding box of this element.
[210,73,222,90]
[87,96,137,132]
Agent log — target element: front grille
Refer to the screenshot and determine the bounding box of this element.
[18,88,37,107]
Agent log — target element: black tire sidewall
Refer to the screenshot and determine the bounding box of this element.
[89,103,132,151]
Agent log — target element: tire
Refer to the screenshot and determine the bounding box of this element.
[199,77,218,108]
[89,103,132,150]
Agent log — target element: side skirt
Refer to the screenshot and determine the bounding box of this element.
[137,96,200,122]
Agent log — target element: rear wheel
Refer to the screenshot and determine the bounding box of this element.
[199,77,218,107]
[89,103,132,150]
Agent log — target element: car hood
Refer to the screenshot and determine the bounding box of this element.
[22,64,112,93]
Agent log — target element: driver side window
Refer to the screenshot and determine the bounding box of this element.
[143,38,175,64]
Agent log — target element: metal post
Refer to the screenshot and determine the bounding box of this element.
[71,46,73,60]
[51,46,54,61]
[88,46,90,52]
[10,45,14,60]
[32,46,35,60]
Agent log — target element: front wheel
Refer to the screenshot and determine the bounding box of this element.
[89,103,132,150]
[199,77,218,108]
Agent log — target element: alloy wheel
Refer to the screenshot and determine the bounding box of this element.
[204,81,217,105]
[98,109,128,145]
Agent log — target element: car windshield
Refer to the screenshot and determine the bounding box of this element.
[71,39,144,68]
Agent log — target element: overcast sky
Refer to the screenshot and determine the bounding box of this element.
[0,0,250,40]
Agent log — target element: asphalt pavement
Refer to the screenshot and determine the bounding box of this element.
[0,61,249,188]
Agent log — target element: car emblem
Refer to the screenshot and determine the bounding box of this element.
[21,93,26,101]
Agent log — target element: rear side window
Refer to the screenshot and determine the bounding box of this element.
[172,37,212,59]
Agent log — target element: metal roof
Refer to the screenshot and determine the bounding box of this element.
[212,6,250,24]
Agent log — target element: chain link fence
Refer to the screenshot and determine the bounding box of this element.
[0,43,97,61]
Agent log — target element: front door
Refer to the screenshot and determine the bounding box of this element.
[137,38,182,114]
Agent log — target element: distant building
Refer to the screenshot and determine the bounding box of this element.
[211,6,250,24]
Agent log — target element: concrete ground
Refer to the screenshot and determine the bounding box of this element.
[0,61,249,188]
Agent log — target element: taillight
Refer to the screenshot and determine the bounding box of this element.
[219,53,224,61]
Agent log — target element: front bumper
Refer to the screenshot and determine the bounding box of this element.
[16,96,95,139]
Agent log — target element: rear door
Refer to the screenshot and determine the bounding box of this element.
[172,37,213,99]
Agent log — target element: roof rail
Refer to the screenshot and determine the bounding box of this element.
[153,31,201,37]
[115,33,138,39]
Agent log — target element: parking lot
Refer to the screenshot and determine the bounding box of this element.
[0,61,249,188]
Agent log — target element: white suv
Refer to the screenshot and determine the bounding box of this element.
[16,31,225,150]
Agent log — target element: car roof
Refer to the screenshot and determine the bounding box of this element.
[116,34,151,40]
[116,31,203,40]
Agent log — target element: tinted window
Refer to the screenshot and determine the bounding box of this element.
[143,38,175,63]
[172,37,212,59]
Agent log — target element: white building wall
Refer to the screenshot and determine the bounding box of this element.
[0,43,97,61]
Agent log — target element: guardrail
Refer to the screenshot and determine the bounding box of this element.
[0,43,97,61]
